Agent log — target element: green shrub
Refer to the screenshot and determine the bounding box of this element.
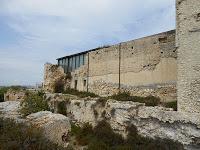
[71,123,93,146]
[54,80,65,93]
[0,87,9,102]
[109,92,160,106]
[163,101,177,111]
[0,118,66,150]
[63,88,98,98]
[20,91,50,116]
[93,120,124,147]
[10,85,26,91]
[57,101,67,116]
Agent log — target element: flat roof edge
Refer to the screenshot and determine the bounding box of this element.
[57,29,175,60]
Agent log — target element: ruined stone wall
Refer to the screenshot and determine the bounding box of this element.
[43,63,70,93]
[46,93,200,149]
[4,89,26,101]
[176,0,200,113]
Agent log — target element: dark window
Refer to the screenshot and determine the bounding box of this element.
[159,37,167,43]
[75,55,79,69]
[75,80,78,90]
[83,80,87,86]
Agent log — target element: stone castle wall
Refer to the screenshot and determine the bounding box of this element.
[176,0,200,113]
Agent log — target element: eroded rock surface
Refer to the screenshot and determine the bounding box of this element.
[47,94,200,149]
[27,111,71,146]
[0,101,21,119]
[0,101,71,147]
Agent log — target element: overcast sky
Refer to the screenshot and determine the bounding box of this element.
[0,0,175,86]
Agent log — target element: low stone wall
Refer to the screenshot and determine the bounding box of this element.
[89,81,177,102]
[4,89,26,101]
[46,93,200,149]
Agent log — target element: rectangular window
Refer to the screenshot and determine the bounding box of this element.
[72,56,76,71]
[83,80,87,87]
[83,54,86,65]
[66,58,69,73]
[69,57,72,72]
[79,54,83,66]
[58,60,61,66]
[159,37,167,43]
[75,55,79,69]
[74,80,78,90]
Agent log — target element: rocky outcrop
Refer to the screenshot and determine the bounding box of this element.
[0,101,71,147]
[46,94,200,149]
[26,111,71,146]
[0,101,21,119]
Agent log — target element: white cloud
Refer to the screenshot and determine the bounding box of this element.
[0,0,175,85]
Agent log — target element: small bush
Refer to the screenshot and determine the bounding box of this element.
[74,102,80,106]
[101,110,106,118]
[93,120,124,147]
[71,123,93,146]
[97,97,107,107]
[163,101,177,111]
[0,118,65,150]
[20,91,50,116]
[54,80,65,93]
[110,108,116,117]
[57,101,67,116]
[93,109,99,118]
[109,92,160,106]
[66,73,72,80]
[0,87,9,102]
[63,88,98,98]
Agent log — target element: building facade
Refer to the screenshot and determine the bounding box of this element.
[50,30,177,101]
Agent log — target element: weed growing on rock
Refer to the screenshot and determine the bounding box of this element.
[54,80,65,93]
[109,92,161,106]
[57,101,67,116]
[0,87,9,102]
[74,102,80,107]
[93,109,99,118]
[101,110,106,118]
[63,88,98,98]
[163,101,177,111]
[20,91,50,116]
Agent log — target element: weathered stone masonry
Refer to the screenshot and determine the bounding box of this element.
[176,0,200,113]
